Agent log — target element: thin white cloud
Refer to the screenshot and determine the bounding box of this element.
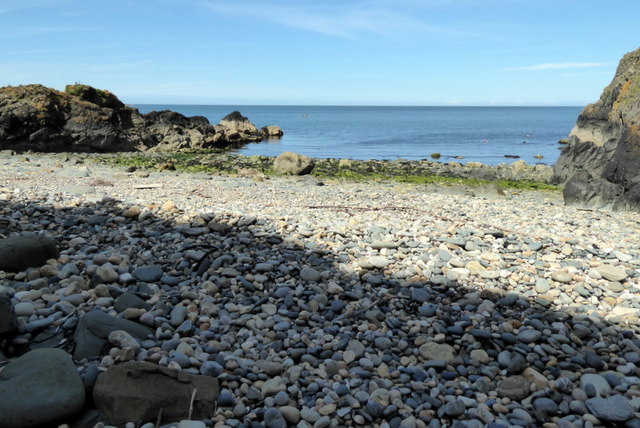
[508,62,608,71]
[198,1,473,40]
[0,26,95,39]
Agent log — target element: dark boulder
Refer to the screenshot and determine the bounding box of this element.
[553,48,640,210]
[0,234,59,272]
[0,348,86,428]
[73,310,154,360]
[93,361,219,426]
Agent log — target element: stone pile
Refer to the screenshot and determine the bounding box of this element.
[0,151,639,427]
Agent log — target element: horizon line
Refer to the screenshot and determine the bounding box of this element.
[130,103,586,108]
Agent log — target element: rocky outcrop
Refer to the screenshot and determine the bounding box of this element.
[0,84,268,152]
[553,48,640,210]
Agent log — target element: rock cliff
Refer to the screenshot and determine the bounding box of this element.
[0,84,265,152]
[553,48,640,210]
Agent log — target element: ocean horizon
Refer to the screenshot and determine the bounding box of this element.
[135,105,582,166]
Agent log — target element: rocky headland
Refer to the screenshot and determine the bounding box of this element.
[0,84,277,153]
[553,47,640,210]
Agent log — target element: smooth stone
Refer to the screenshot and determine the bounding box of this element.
[368,256,392,269]
[596,265,628,282]
[497,376,531,400]
[114,293,151,313]
[518,329,542,344]
[255,360,284,376]
[580,373,611,398]
[586,395,634,422]
[262,377,286,396]
[0,348,85,428]
[133,265,164,282]
[13,301,34,317]
[533,397,559,419]
[411,288,429,303]
[280,406,301,424]
[217,389,235,407]
[445,399,466,417]
[264,407,287,428]
[300,267,322,282]
[419,342,455,363]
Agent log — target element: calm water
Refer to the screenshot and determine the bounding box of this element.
[135,105,581,166]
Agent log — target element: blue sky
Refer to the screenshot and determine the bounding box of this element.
[1,0,638,105]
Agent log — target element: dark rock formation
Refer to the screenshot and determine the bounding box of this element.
[93,361,219,425]
[553,48,640,210]
[0,84,267,152]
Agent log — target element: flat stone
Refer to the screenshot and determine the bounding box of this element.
[0,348,85,428]
[580,373,611,397]
[419,342,455,363]
[498,376,531,400]
[586,395,633,422]
[300,267,321,282]
[368,256,392,269]
[133,265,163,282]
[518,329,542,344]
[596,265,628,282]
[93,361,219,426]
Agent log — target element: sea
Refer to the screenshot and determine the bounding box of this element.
[135,105,582,166]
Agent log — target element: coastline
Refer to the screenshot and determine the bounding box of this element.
[1,150,640,427]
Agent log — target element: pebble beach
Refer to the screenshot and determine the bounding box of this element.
[2,151,640,428]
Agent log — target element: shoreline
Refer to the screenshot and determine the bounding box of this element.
[1,151,640,427]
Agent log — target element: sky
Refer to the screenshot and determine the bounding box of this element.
[1,0,639,106]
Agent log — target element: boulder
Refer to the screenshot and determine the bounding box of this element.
[262,125,284,138]
[73,310,154,360]
[0,234,59,272]
[0,293,17,335]
[93,361,219,426]
[0,84,273,152]
[273,151,315,175]
[553,48,640,210]
[0,348,85,428]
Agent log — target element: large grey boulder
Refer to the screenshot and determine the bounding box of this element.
[0,234,59,272]
[93,361,219,426]
[273,151,315,175]
[0,348,85,427]
[73,310,154,360]
[553,48,640,210]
